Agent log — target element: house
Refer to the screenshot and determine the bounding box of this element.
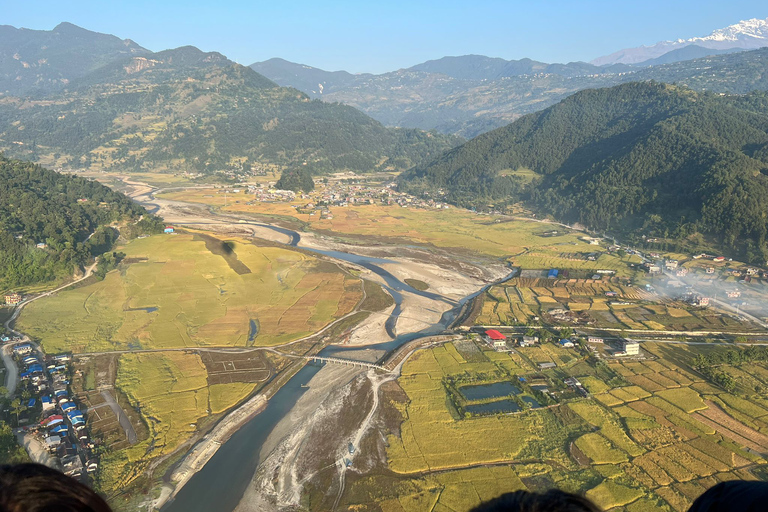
[622,341,640,356]
[41,396,54,412]
[13,343,33,355]
[559,339,575,348]
[4,293,22,305]
[484,329,507,346]
[706,267,715,274]
[665,260,679,270]
[547,269,559,279]
[538,362,557,369]
[492,339,507,350]
[726,291,741,298]
[519,335,538,347]
[713,256,726,262]
[587,336,604,344]
[641,263,661,274]
[563,377,582,388]
[164,226,175,234]
[44,436,61,452]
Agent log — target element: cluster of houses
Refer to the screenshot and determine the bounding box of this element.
[230,178,454,213]
[11,343,96,479]
[480,329,641,359]
[482,330,542,351]
[563,377,589,397]
[679,292,710,308]
[4,293,22,306]
[482,330,577,350]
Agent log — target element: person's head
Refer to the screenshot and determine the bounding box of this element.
[687,481,768,512]
[0,463,111,512]
[469,489,602,512]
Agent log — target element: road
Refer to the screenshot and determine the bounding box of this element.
[100,389,138,445]
[1,261,98,397]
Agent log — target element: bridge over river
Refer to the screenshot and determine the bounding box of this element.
[305,355,388,371]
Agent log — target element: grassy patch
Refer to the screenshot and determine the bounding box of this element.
[18,233,362,352]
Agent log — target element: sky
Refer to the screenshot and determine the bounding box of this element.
[3,0,767,73]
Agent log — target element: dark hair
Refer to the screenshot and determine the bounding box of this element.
[687,481,768,512]
[0,463,112,512]
[469,489,602,512]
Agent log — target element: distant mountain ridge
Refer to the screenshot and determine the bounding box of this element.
[406,55,623,80]
[252,47,768,138]
[592,17,768,65]
[0,22,148,95]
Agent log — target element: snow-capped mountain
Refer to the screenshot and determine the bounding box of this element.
[592,17,768,65]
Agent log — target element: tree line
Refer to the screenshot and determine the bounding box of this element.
[0,155,163,289]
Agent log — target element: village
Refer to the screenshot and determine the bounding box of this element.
[3,339,96,480]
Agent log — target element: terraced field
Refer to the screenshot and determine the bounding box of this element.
[353,339,768,512]
[475,277,756,332]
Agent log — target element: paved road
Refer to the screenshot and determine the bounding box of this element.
[1,262,98,397]
[100,389,138,445]
[0,346,17,396]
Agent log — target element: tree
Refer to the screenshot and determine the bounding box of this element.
[276,167,315,193]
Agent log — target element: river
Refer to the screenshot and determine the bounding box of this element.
[136,191,509,512]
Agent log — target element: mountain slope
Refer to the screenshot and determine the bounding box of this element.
[399,82,768,261]
[0,46,460,174]
[0,22,148,96]
[592,17,768,65]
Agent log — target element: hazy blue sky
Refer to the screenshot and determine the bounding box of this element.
[3,1,767,73]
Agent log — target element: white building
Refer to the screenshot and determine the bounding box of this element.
[622,341,640,356]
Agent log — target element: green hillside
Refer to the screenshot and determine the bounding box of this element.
[0,155,160,289]
[399,82,768,262]
[0,46,460,174]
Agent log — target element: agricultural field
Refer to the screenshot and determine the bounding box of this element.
[474,277,761,332]
[18,233,362,353]
[93,349,285,493]
[358,339,768,512]
[159,188,634,267]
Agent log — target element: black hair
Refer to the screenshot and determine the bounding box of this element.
[469,489,602,512]
[0,463,112,512]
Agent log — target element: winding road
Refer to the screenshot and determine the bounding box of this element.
[2,261,98,397]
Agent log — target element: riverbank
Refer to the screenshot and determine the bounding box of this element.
[235,364,367,511]
[110,177,517,511]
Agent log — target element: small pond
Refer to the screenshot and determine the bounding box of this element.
[125,306,158,313]
[465,399,521,415]
[521,396,541,408]
[459,381,520,401]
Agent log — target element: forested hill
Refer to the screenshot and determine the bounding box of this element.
[399,82,768,262]
[0,155,161,289]
[0,46,460,174]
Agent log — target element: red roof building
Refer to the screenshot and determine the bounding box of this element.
[484,329,506,341]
